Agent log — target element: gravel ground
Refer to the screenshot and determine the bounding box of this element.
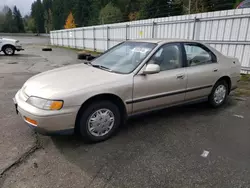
[0,36,250,188]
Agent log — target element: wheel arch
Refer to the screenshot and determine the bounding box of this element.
[215,76,232,94]
[75,93,127,130]
[1,44,16,51]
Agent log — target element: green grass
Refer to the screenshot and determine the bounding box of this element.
[234,88,250,97]
[240,74,250,82]
[234,74,250,97]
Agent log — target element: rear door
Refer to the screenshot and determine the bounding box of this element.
[183,42,220,101]
[132,43,187,113]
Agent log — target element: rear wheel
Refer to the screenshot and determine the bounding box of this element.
[77,101,121,142]
[209,80,228,108]
[3,45,15,56]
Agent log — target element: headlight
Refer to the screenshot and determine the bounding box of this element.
[15,40,19,44]
[27,97,63,110]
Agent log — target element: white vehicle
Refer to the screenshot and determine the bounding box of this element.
[0,38,24,55]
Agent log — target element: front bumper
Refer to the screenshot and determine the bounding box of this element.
[14,90,80,135]
[15,46,24,51]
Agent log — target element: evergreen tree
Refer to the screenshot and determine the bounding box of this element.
[31,0,45,33]
[43,0,53,32]
[209,0,235,11]
[74,0,91,27]
[0,13,5,32]
[88,0,102,25]
[52,0,65,29]
[27,17,37,33]
[13,6,25,32]
[63,0,74,23]
[99,2,123,24]
[3,7,13,32]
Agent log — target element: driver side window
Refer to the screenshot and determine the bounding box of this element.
[149,44,182,71]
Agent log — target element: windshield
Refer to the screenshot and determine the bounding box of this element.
[91,42,157,74]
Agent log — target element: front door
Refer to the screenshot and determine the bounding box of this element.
[132,43,187,113]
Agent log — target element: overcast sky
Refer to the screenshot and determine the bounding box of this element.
[0,0,35,15]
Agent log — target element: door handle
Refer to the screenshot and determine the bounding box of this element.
[213,69,218,72]
[176,74,185,79]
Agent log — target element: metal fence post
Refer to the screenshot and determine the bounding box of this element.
[49,32,52,45]
[74,30,76,48]
[55,32,57,45]
[49,32,54,45]
[107,26,109,50]
[68,30,70,47]
[126,24,129,40]
[93,27,96,51]
[192,17,199,40]
[61,31,63,46]
[82,28,85,49]
[152,22,156,38]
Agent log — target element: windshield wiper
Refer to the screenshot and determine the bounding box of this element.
[92,64,112,72]
[84,61,113,72]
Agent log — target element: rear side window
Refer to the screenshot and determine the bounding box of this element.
[184,43,215,67]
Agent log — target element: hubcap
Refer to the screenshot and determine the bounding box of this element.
[6,47,13,55]
[214,85,226,104]
[87,108,115,137]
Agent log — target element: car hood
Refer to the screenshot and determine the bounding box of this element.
[23,64,124,98]
[1,38,17,43]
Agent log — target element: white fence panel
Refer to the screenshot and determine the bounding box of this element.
[50,8,250,69]
[75,29,83,49]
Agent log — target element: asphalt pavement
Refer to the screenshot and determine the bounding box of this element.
[0,36,250,188]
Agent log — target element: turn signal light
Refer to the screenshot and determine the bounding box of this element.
[24,116,38,126]
[50,101,63,110]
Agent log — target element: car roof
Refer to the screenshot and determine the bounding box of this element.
[125,39,224,57]
[128,38,199,44]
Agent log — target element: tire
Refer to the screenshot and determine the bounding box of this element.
[86,55,98,61]
[3,45,15,56]
[76,101,121,142]
[42,47,52,51]
[77,52,90,60]
[209,80,229,108]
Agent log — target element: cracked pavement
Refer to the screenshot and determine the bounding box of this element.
[0,36,250,188]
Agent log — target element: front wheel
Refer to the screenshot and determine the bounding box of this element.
[3,45,15,56]
[209,80,228,108]
[77,101,121,142]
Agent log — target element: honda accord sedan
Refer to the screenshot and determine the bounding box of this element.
[14,39,241,142]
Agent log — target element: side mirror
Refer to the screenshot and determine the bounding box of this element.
[143,64,160,74]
